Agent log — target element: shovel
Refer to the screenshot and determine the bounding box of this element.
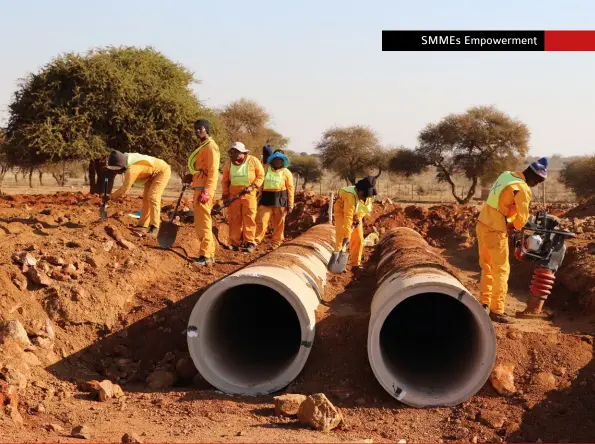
[157,184,187,249]
[328,239,350,274]
[99,176,109,221]
[211,188,252,248]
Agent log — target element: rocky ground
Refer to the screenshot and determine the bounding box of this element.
[0,191,594,443]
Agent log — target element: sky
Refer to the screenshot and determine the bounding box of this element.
[1,0,594,157]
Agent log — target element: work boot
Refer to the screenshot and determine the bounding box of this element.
[194,256,215,266]
[229,245,240,252]
[148,225,158,237]
[245,243,256,253]
[489,312,515,324]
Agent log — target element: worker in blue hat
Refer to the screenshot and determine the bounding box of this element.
[255,151,295,248]
[477,157,549,324]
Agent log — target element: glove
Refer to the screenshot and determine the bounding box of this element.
[183,173,194,184]
[198,190,211,204]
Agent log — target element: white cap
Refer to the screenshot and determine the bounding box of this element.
[229,142,248,153]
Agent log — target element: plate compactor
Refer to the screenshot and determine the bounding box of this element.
[513,210,576,319]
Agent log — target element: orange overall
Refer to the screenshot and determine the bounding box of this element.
[222,155,265,247]
[333,186,373,267]
[477,171,531,314]
[255,165,295,247]
[189,138,220,259]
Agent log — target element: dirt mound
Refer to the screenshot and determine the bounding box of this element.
[564,196,595,218]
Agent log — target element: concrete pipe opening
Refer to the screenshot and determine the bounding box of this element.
[187,265,321,396]
[368,273,496,408]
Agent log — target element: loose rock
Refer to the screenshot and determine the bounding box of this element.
[98,380,115,401]
[27,267,52,287]
[46,423,64,432]
[0,364,29,389]
[105,226,136,250]
[122,432,143,443]
[274,394,307,417]
[175,357,198,380]
[12,251,37,266]
[490,363,516,396]
[146,370,177,389]
[298,393,343,432]
[63,264,77,275]
[1,320,32,347]
[71,425,92,439]
[553,366,567,376]
[12,277,28,291]
[103,240,115,252]
[43,256,65,266]
[531,372,557,391]
[0,382,18,408]
[6,404,23,425]
[507,329,523,340]
[480,410,506,429]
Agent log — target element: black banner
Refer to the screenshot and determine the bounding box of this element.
[382,30,545,51]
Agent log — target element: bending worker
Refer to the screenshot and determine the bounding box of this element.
[255,151,295,249]
[105,150,171,235]
[477,157,548,324]
[222,142,264,253]
[333,174,379,270]
[184,119,220,266]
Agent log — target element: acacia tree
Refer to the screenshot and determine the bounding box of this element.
[387,145,429,178]
[289,154,323,190]
[316,125,383,185]
[3,46,223,194]
[412,106,529,204]
[219,98,288,162]
[560,155,595,199]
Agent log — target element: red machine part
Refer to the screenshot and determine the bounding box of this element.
[529,267,556,298]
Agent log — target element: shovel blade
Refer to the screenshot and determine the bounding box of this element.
[157,221,178,249]
[328,251,349,274]
[99,205,108,221]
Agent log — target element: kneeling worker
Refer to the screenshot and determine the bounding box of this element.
[255,151,295,248]
[477,157,548,324]
[222,142,265,252]
[333,175,378,269]
[105,150,172,235]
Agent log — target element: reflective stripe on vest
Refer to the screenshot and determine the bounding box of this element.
[126,153,156,186]
[339,186,372,217]
[263,167,285,191]
[486,171,524,210]
[230,160,250,186]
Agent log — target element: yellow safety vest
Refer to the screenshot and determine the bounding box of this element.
[230,160,250,186]
[486,171,525,211]
[263,167,285,191]
[126,153,156,186]
[187,138,212,174]
[339,186,373,218]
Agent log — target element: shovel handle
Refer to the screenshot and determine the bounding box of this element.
[170,184,187,221]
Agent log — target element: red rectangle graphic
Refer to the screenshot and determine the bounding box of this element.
[544,30,595,51]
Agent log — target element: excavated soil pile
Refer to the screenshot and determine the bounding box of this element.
[285,191,329,238]
[564,196,595,218]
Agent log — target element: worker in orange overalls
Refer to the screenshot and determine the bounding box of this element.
[477,157,548,323]
[183,119,220,266]
[333,175,378,270]
[222,142,265,253]
[255,151,295,249]
[106,151,171,235]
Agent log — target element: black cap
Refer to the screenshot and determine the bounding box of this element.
[194,119,211,135]
[355,176,378,198]
[107,150,127,170]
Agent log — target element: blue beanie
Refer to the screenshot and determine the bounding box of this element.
[267,152,290,168]
[529,157,548,178]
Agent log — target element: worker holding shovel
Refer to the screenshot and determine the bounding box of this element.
[183,119,220,266]
[255,151,295,249]
[221,142,265,253]
[105,151,171,235]
[332,175,378,271]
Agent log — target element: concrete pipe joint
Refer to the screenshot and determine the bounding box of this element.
[368,227,496,408]
[187,224,335,396]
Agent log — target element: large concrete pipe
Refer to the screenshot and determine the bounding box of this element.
[187,224,335,396]
[368,227,496,408]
